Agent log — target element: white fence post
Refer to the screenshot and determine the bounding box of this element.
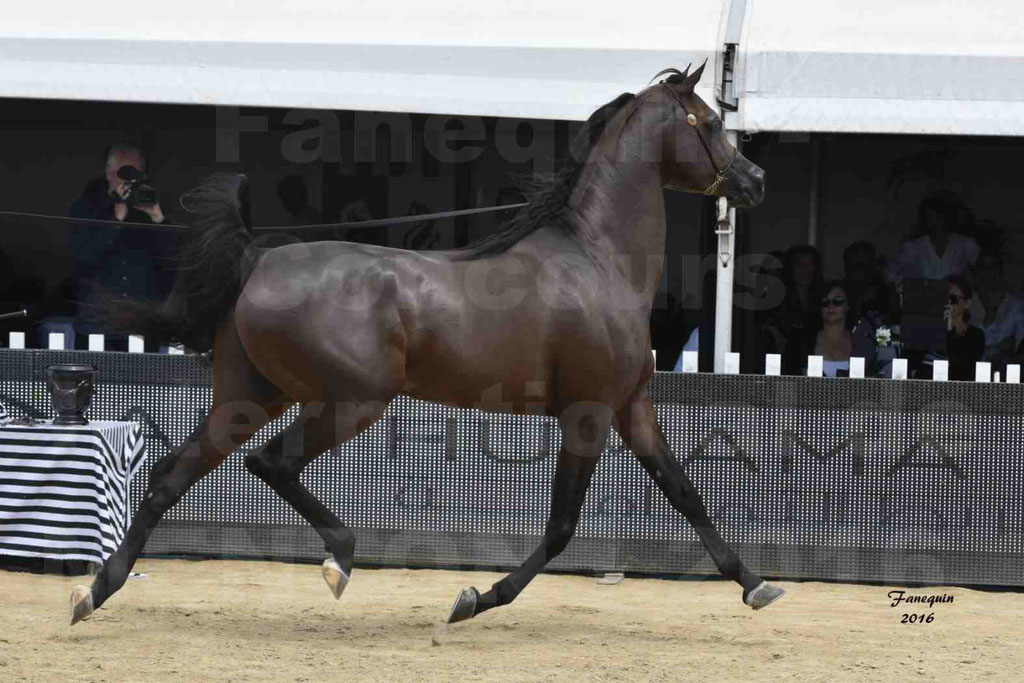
[891,358,908,380]
[806,355,823,378]
[681,351,699,373]
[48,333,65,350]
[1007,364,1021,384]
[975,361,991,383]
[128,335,145,353]
[8,332,24,349]
[765,354,781,376]
[849,357,865,378]
[88,334,105,352]
[932,359,949,382]
[724,352,740,375]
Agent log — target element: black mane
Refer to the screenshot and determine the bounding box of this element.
[455,92,636,259]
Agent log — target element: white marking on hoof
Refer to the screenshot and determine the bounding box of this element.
[69,585,94,625]
[744,581,785,610]
[447,587,478,624]
[321,558,350,600]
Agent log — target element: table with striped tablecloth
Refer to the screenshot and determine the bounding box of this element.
[0,421,146,564]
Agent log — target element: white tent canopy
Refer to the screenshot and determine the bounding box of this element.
[0,1,724,120]
[5,2,1024,133]
[739,0,1024,136]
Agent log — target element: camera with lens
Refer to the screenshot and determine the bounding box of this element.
[116,165,157,206]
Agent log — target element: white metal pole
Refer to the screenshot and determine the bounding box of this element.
[710,0,749,374]
[713,131,739,373]
[807,136,821,247]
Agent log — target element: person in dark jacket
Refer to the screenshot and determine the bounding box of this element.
[943,274,985,381]
[69,142,175,350]
[843,241,897,325]
[777,245,823,374]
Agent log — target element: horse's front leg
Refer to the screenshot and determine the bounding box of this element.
[615,385,784,609]
[447,405,611,623]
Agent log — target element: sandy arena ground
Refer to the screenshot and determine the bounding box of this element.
[1,559,1022,682]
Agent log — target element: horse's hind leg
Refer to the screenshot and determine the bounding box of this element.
[244,397,388,599]
[70,318,287,625]
[615,385,784,610]
[447,405,611,623]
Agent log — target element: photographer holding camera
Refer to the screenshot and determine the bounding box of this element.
[68,141,174,350]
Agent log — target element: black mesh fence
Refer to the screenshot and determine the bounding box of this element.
[2,348,1022,585]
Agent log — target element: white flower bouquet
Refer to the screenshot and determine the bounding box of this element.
[875,326,893,347]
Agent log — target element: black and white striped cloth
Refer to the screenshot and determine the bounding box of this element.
[0,421,146,563]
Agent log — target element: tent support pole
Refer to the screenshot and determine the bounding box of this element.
[713,131,739,373]
[807,135,821,246]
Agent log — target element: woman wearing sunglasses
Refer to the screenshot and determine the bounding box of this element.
[943,274,985,381]
[813,281,853,377]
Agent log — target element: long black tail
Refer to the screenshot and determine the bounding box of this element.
[100,173,254,351]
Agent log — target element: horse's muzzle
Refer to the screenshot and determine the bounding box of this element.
[726,159,766,208]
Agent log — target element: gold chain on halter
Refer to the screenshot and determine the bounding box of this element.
[672,153,736,195]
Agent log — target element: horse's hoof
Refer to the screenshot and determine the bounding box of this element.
[321,558,350,600]
[744,581,785,610]
[69,585,94,625]
[446,587,479,624]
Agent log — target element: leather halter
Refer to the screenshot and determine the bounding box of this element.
[661,84,736,196]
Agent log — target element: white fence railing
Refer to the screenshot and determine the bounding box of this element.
[9,332,1020,383]
[674,348,1019,383]
[8,332,183,355]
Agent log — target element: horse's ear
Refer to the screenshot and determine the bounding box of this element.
[682,59,707,91]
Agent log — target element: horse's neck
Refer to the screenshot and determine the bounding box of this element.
[568,154,666,301]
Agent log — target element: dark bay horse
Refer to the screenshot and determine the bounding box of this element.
[70,63,783,626]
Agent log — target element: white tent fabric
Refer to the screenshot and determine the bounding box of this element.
[739,0,1024,136]
[5,2,1024,133]
[0,1,725,120]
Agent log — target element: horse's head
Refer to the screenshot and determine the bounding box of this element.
[651,64,765,208]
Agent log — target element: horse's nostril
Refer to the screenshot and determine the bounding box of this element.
[751,170,766,195]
